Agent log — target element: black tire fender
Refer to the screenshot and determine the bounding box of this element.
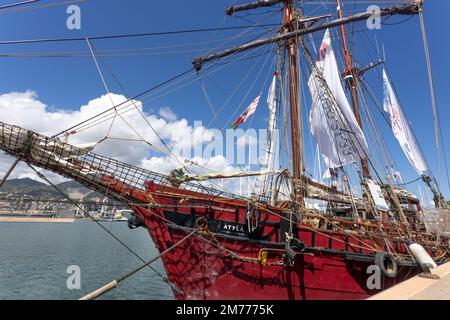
[285,238,306,263]
[375,252,398,278]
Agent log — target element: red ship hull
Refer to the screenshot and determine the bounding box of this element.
[143,218,416,300]
[0,122,441,300]
[128,182,421,300]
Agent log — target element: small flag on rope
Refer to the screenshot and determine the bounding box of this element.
[231,95,261,129]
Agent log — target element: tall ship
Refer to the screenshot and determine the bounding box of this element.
[0,0,449,300]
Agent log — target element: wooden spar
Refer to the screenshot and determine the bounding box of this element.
[0,157,21,189]
[336,0,371,179]
[284,1,302,186]
[225,0,282,16]
[353,60,384,77]
[386,175,409,227]
[192,2,421,71]
[79,280,118,300]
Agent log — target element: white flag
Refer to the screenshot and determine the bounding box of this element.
[383,69,428,175]
[308,29,369,169]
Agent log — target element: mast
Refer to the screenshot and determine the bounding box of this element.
[336,0,371,179]
[192,3,421,70]
[283,0,303,183]
[192,0,422,202]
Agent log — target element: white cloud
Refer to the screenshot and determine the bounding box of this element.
[158,107,177,122]
[0,91,240,188]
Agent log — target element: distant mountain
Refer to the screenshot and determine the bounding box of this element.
[0,178,124,208]
[1,178,53,194]
[0,178,91,199]
[3,178,46,189]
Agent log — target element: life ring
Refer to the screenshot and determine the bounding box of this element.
[375,252,398,278]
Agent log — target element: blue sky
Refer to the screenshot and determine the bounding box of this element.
[0,0,448,198]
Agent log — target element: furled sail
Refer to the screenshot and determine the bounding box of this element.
[382,69,428,175]
[264,73,278,172]
[255,73,278,194]
[307,29,369,169]
[0,124,96,168]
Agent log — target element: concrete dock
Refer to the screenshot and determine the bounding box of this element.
[0,217,75,223]
[369,262,450,300]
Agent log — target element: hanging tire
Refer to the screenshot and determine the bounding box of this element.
[285,238,306,264]
[375,252,398,278]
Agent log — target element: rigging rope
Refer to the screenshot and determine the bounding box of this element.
[27,164,181,294]
[0,0,40,10]
[419,8,443,207]
[0,25,280,46]
[200,81,222,130]
[85,37,118,138]
[221,46,273,132]
[0,29,275,58]
[0,0,83,14]
[97,56,174,156]
[79,228,198,300]
[52,68,193,138]
[205,50,263,130]
[82,38,183,167]
[57,44,274,141]
[398,176,422,187]
[68,46,277,181]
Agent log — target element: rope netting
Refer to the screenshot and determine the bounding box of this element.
[0,122,238,202]
[422,209,450,235]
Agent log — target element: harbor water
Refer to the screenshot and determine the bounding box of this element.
[0,220,174,300]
